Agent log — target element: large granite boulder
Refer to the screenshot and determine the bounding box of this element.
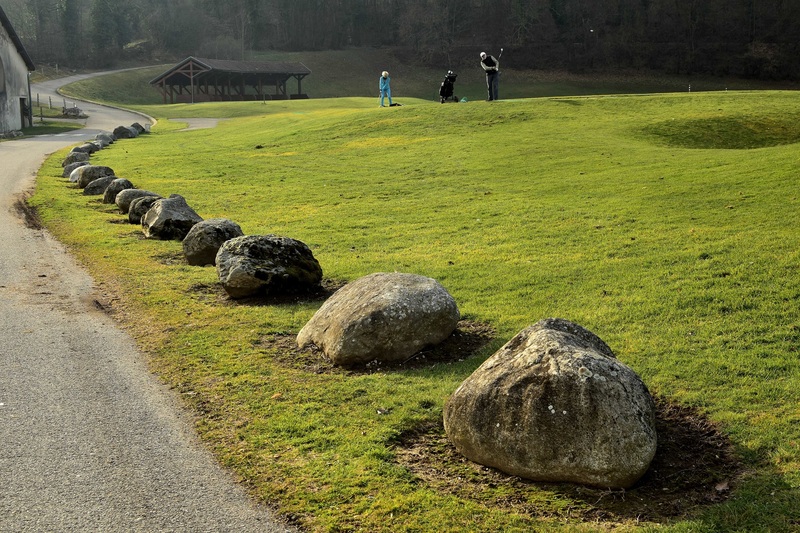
[83,176,116,196]
[128,195,162,224]
[75,165,115,188]
[182,218,244,266]
[102,178,135,204]
[62,151,90,167]
[443,318,657,489]
[141,194,202,240]
[92,137,110,149]
[70,142,100,154]
[68,166,83,183]
[216,234,322,299]
[130,122,147,134]
[96,132,115,145]
[62,106,86,118]
[115,189,160,214]
[113,125,138,139]
[297,272,460,366]
[62,161,89,178]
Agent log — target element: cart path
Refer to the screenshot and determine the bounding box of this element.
[0,72,294,532]
[174,117,224,130]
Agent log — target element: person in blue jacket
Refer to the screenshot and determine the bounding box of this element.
[379,71,393,107]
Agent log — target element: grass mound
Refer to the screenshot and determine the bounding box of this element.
[31,90,800,532]
[644,113,800,149]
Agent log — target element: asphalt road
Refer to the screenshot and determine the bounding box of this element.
[0,74,294,532]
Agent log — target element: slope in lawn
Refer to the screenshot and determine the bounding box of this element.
[32,92,800,532]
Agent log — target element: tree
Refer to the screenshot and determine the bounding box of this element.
[90,0,119,66]
[8,0,800,79]
[61,0,87,64]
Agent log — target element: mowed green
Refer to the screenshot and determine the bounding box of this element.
[32,91,800,531]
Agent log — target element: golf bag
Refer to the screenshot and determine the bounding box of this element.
[439,70,458,103]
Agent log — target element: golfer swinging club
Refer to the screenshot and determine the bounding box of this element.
[480,50,500,101]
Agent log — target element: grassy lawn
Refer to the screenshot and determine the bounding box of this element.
[0,120,83,140]
[31,88,799,531]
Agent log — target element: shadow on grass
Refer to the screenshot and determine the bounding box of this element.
[259,319,496,376]
[185,276,345,306]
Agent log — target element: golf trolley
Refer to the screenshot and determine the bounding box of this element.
[439,70,458,103]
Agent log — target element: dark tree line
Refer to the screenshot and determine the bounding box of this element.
[5,0,800,79]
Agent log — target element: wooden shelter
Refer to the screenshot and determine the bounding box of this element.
[150,57,311,104]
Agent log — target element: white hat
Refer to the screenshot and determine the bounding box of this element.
[381,71,389,77]
[480,52,487,59]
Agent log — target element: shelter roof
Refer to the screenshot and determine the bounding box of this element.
[0,6,36,71]
[150,56,310,85]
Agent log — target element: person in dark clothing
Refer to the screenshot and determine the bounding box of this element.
[480,52,500,101]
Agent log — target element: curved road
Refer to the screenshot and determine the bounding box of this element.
[0,74,294,532]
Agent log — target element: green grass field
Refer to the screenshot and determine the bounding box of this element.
[32,80,800,531]
[0,120,84,140]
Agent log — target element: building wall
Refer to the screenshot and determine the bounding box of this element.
[0,22,30,133]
